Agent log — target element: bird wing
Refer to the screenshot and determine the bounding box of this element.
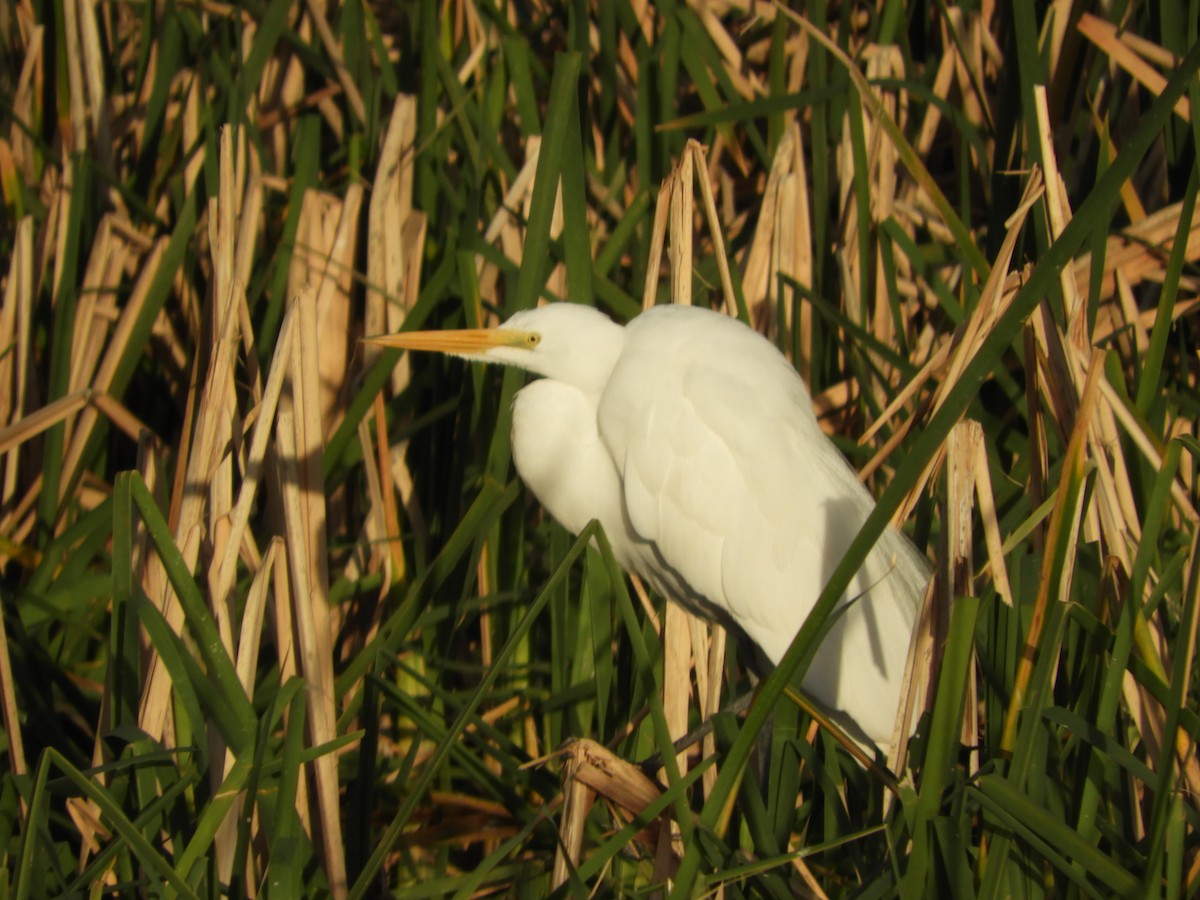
[596,308,926,745]
[596,310,848,652]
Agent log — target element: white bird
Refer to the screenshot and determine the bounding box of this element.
[365,302,930,751]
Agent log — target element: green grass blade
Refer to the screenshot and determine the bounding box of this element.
[127,473,255,752]
[511,51,582,313]
[902,595,981,894]
[974,774,1139,898]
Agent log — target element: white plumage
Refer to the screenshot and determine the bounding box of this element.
[367,302,930,750]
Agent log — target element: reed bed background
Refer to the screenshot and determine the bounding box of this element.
[1,0,1198,896]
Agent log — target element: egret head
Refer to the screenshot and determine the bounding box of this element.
[363,303,626,396]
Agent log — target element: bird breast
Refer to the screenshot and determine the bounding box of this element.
[510,380,654,572]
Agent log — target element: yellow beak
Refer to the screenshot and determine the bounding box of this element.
[361,326,539,356]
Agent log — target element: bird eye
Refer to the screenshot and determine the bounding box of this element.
[526,333,541,347]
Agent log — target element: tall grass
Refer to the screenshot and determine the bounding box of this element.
[0,1,1198,896]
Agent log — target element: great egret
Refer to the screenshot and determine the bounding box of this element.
[366,303,929,750]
